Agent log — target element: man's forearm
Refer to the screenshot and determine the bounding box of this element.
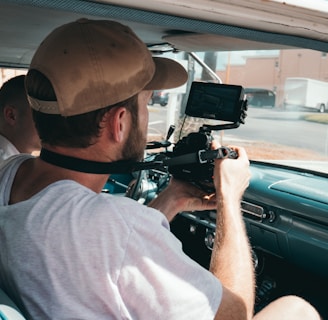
[147,189,178,222]
[210,200,255,318]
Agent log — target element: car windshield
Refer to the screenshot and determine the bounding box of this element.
[2,47,328,176]
[147,48,328,175]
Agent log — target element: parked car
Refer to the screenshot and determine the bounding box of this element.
[148,90,169,106]
[245,88,276,108]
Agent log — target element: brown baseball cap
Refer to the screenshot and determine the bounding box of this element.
[27,18,188,116]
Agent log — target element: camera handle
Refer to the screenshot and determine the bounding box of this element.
[201,122,241,132]
[163,146,237,167]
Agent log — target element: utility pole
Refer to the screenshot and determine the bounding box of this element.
[201,52,218,81]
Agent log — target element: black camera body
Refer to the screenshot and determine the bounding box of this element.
[166,81,247,192]
[168,128,215,192]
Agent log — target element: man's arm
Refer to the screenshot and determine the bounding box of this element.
[149,145,254,318]
[211,146,254,320]
[148,178,217,222]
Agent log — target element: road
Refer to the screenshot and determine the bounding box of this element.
[148,105,328,156]
[226,108,328,154]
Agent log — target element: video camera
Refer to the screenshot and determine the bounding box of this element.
[163,81,247,192]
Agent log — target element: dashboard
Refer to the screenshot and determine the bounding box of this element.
[169,161,328,316]
[171,162,328,273]
[242,162,328,278]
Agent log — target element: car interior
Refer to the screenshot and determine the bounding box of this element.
[1,0,328,319]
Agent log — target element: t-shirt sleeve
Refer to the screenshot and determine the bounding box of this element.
[117,206,222,320]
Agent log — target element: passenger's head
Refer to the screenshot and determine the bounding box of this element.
[0,74,40,154]
[25,19,187,159]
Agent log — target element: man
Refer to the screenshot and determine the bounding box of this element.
[0,19,320,319]
[0,75,40,160]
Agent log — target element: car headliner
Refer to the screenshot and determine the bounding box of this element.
[1,0,328,69]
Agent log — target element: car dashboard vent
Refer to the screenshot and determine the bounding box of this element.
[241,200,265,221]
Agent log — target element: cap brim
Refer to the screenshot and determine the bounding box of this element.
[144,57,188,90]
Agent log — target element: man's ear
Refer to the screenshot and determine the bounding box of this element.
[3,105,17,126]
[107,106,130,143]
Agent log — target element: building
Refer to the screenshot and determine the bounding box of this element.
[216,49,328,107]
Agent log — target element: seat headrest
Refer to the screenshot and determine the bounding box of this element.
[0,288,26,320]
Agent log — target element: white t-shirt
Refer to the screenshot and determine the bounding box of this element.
[0,155,222,320]
[0,134,19,161]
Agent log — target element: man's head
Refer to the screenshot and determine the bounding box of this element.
[26,18,187,117]
[25,19,187,161]
[0,75,40,154]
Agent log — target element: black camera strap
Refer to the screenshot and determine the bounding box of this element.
[39,148,163,174]
[39,147,236,174]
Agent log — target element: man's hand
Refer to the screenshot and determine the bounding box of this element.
[213,145,250,204]
[148,178,216,221]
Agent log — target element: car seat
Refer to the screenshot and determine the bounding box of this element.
[0,288,26,320]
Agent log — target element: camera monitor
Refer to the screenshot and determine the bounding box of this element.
[185,82,245,123]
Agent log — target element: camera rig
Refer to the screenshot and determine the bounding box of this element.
[145,81,248,192]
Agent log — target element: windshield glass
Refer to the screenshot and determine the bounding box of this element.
[147,48,328,175]
[2,46,328,176]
